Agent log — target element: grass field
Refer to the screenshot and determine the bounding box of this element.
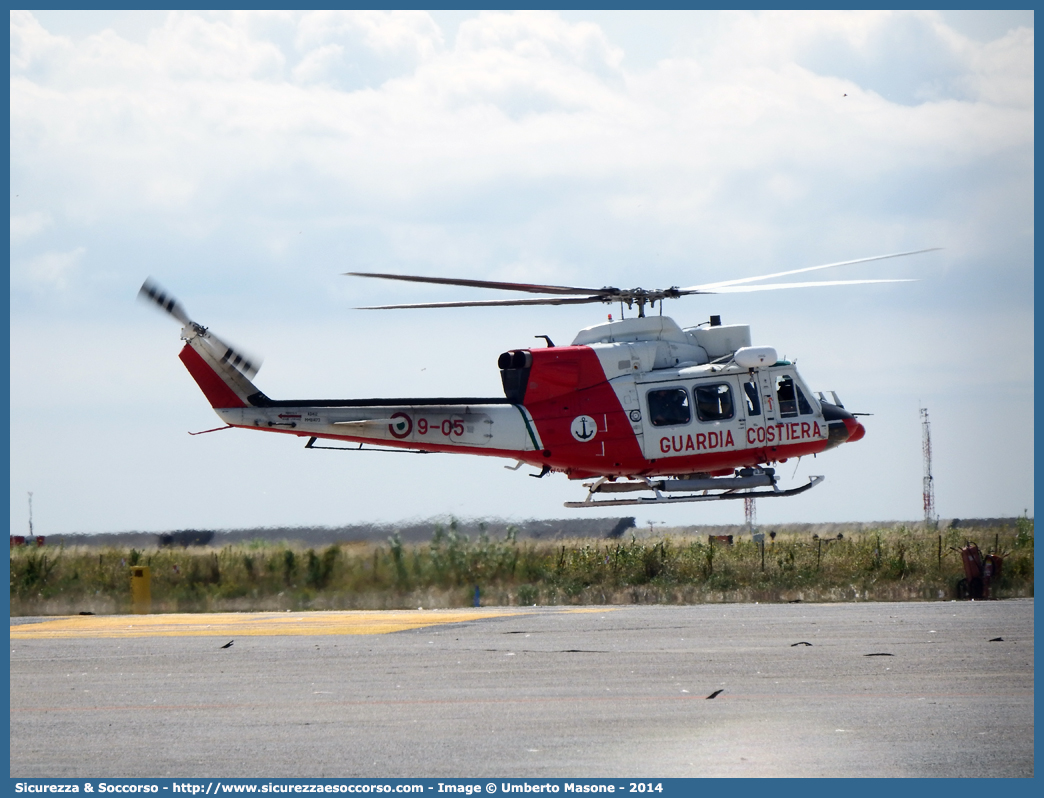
[10,518,1033,615]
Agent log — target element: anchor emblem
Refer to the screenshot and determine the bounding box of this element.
[570,415,598,442]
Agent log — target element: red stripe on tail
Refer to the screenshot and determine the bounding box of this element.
[179,344,248,409]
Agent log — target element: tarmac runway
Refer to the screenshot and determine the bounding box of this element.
[10,600,1034,778]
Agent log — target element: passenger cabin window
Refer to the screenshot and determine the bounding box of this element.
[775,375,815,417]
[743,379,761,416]
[648,388,691,427]
[695,383,734,422]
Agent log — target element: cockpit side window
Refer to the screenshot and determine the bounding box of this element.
[694,383,734,422]
[775,375,798,418]
[648,388,691,427]
[743,379,761,416]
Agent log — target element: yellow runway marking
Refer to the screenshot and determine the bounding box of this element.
[11,610,517,639]
[9,607,613,640]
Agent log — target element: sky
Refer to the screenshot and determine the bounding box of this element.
[9,10,1034,536]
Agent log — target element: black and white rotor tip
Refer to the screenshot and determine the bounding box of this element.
[138,278,192,326]
[138,278,263,380]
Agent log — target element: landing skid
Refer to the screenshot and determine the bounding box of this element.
[564,473,824,508]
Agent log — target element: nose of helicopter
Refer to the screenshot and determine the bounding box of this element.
[843,417,866,443]
[820,400,864,448]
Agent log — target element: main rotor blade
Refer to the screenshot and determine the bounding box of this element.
[138,278,192,325]
[357,296,608,310]
[345,271,607,296]
[694,278,917,294]
[683,248,940,292]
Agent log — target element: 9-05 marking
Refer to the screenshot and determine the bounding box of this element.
[417,418,465,437]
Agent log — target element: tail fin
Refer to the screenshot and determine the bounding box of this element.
[178,333,262,409]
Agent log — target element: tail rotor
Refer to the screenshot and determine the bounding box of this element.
[138,278,262,379]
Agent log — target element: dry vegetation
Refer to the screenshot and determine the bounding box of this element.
[10,518,1033,615]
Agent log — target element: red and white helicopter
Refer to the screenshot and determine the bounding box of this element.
[140,249,935,507]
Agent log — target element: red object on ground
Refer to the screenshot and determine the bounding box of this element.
[959,544,985,599]
[982,553,1003,599]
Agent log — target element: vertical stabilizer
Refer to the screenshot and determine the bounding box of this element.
[178,332,261,409]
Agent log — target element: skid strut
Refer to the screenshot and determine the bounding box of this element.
[564,470,824,508]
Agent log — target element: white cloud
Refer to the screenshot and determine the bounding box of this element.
[961,26,1034,107]
[146,11,285,81]
[702,11,1033,107]
[14,247,86,292]
[10,211,53,242]
[287,11,444,89]
[291,42,345,85]
[456,10,623,71]
[10,9,73,74]
[10,9,1030,237]
[296,10,442,60]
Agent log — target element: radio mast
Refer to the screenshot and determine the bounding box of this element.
[920,408,936,529]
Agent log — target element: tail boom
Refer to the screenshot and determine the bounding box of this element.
[212,402,542,461]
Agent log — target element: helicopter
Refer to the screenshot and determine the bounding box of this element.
[139,248,936,507]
